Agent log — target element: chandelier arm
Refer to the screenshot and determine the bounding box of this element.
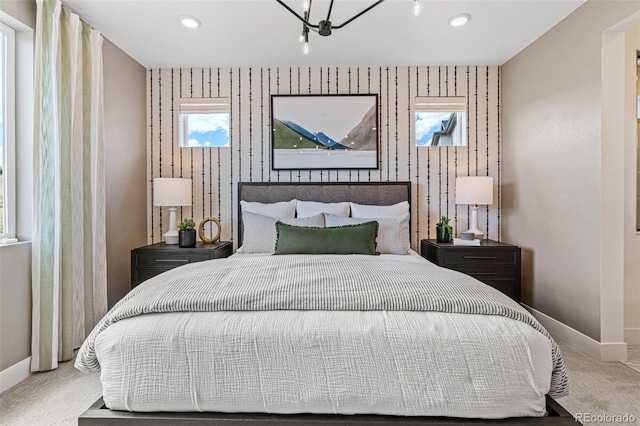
[332,0,387,29]
[275,0,320,29]
[326,0,335,22]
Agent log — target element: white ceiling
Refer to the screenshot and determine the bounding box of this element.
[63,0,585,69]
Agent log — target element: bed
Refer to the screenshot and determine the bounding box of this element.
[77,181,575,425]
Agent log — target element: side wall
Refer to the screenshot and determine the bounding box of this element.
[103,39,148,308]
[147,66,501,249]
[501,1,640,341]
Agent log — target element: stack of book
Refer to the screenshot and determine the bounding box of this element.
[453,238,481,246]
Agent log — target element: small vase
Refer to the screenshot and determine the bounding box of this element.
[436,225,452,243]
[178,229,196,248]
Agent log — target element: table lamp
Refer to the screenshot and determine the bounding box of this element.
[154,178,192,244]
[455,176,493,239]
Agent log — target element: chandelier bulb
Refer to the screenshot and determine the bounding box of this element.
[303,0,310,12]
[414,0,420,16]
[299,33,304,42]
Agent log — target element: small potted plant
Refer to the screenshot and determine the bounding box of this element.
[178,218,196,248]
[436,216,453,243]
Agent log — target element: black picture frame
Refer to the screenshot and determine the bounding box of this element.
[271,94,379,170]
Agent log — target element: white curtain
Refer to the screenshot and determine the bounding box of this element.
[31,0,107,372]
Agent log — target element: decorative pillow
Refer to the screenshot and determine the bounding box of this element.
[239,212,324,254]
[324,213,410,255]
[350,201,409,218]
[240,199,297,219]
[274,221,378,255]
[296,201,350,218]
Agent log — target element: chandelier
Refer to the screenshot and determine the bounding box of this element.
[276,0,420,54]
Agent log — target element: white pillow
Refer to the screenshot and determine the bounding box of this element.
[240,199,297,219]
[239,211,324,254]
[350,201,409,218]
[324,213,410,255]
[296,201,350,218]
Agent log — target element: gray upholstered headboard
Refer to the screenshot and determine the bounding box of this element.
[237,182,411,246]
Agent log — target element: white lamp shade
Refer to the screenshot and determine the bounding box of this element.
[455,176,494,205]
[154,178,192,206]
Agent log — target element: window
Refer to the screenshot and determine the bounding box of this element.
[415,97,467,147]
[0,22,15,238]
[178,98,230,148]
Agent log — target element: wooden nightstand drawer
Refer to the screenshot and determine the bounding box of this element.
[483,280,517,300]
[421,239,521,302]
[448,265,517,280]
[135,267,174,283]
[136,252,210,267]
[441,249,516,265]
[131,241,232,288]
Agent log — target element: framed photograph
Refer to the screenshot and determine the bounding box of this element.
[271,94,379,170]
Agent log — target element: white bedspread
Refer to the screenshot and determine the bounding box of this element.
[82,252,560,418]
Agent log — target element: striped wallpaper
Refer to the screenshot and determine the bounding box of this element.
[147,66,501,251]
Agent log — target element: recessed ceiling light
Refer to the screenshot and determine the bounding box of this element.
[448,13,471,28]
[179,15,201,29]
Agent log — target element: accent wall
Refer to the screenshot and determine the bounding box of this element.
[147,66,501,250]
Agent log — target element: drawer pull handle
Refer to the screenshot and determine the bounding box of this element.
[471,272,498,276]
[155,259,190,263]
[463,256,498,260]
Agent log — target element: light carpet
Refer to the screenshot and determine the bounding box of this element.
[623,346,640,374]
[553,341,639,425]
[0,340,638,426]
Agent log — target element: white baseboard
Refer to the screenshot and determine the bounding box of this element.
[522,305,628,362]
[625,328,640,346]
[0,357,32,393]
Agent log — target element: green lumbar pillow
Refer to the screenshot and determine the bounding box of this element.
[274,221,379,255]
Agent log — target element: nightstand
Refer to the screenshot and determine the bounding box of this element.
[420,239,521,302]
[131,241,233,288]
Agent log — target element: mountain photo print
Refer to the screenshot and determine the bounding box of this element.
[271,94,379,170]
